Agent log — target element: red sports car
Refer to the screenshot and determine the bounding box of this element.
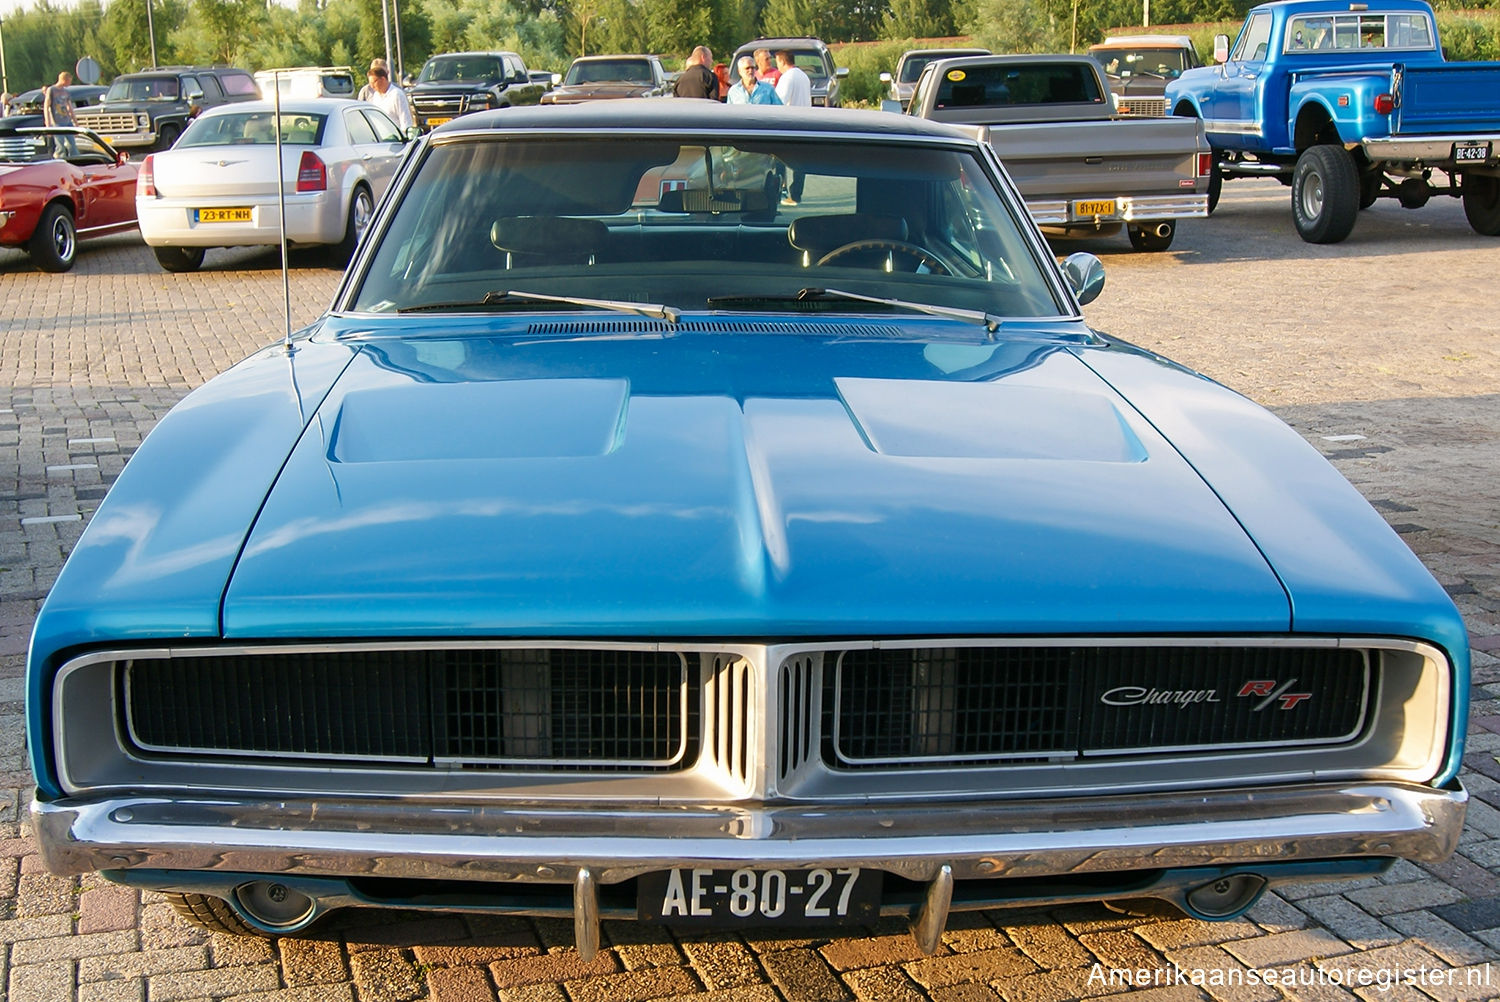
[0,126,139,272]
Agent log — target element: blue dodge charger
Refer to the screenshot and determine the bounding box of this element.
[27,102,1468,953]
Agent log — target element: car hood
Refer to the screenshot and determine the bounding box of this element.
[219,318,1293,637]
[548,83,656,100]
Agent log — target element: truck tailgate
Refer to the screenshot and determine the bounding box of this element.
[1395,62,1500,135]
[978,118,1206,201]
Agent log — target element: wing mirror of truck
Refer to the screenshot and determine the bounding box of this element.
[879,71,892,83]
[836,66,849,78]
[1061,253,1106,306]
[1213,34,1230,64]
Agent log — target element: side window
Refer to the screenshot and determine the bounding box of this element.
[362,108,403,143]
[345,109,378,145]
[1232,12,1273,62]
[198,75,224,100]
[909,67,933,114]
[221,72,260,97]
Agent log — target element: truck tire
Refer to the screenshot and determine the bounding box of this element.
[1462,173,1500,236]
[1292,145,1359,244]
[29,202,77,272]
[157,124,181,151]
[1206,154,1223,214]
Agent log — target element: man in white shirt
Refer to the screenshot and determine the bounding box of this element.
[364,61,414,132]
[774,51,811,107]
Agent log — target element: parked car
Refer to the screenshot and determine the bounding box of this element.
[408,51,547,130]
[1165,0,1500,241]
[0,125,138,272]
[74,66,260,152]
[134,98,408,271]
[1088,34,1202,116]
[2,84,109,125]
[902,54,1210,251]
[254,66,358,101]
[540,55,670,104]
[27,102,1468,951]
[732,37,848,106]
[880,47,990,111]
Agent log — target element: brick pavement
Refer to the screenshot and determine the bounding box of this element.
[2,184,1499,1000]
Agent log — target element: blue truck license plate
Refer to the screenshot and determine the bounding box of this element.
[1454,142,1490,163]
[638,867,880,925]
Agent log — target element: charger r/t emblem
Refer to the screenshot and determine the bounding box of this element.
[1238,679,1311,710]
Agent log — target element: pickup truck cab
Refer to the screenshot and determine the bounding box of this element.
[1165,0,1500,241]
[75,67,259,151]
[880,48,991,111]
[903,54,1210,251]
[1088,35,1202,116]
[541,55,669,104]
[408,51,547,130]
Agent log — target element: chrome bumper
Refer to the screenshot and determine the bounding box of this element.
[1027,192,1209,226]
[1362,132,1500,165]
[34,780,1465,885]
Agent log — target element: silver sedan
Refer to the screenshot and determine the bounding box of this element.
[136,98,409,272]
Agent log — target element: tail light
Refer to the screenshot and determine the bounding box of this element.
[296,151,327,192]
[139,154,156,197]
[1197,151,1213,177]
[1373,93,1395,115]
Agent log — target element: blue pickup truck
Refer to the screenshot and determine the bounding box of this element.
[1164,0,1500,242]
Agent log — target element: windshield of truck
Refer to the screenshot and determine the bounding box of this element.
[1285,13,1434,52]
[898,51,986,83]
[349,135,1064,319]
[1231,12,1273,61]
[419,56,503,83]
[564,59,654,85]
[179,111,329,147]
[106,76,180,102]
[931,63,1105,109]
[1090,47,1191,78]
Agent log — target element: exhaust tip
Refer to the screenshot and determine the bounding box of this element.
[234,880,317,929]
[1154,222,1174,238]
[1184,873,1266,919]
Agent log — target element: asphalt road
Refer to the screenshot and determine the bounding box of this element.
[1,178,1498,1002]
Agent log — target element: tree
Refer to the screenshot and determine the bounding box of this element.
[882,0,952,39]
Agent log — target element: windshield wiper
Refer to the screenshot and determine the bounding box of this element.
[709,287,1003,335]
[399,289,680,322]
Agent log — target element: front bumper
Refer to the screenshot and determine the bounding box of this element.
[1027,192,1209,227]
[34,780,1465,886]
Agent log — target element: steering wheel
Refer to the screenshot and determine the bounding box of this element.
[817,238,966,276]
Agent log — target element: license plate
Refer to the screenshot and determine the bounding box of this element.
[196,207,252,223]
[1454,142,1490,163]
[638,867,880,926]
[1073,199,1118,218]
[426,117,452,127]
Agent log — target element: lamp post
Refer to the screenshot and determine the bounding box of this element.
[380,0,392,80]
[391,0,403,82]
[0,15,10,96]
[146,0,158,68]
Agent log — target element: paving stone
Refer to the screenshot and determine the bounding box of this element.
[605,922,686,970]
[210,932,277,966]
[1246,892,1311,933]
[1135,918,1262,953]
[221,987,357,1002]
[1381,910,1494,967]
[78,978,146,1002]
[563,964,701,1002]
[147,963,281,1001]
[679,937,764,990]
[427,964,498,1002]
[928,986,1000,1002]
[77,885,139,934]
[656,988,780,1002]
[759,948,852,1002]
[413,937,541,968]
[1222,929,1353,969]
[7,959,74,1002]
[12,930,139,964]
[0,913,73,943]
[820,930,934,971]
[487,949,621,989]
[1160,945,1279,1002]
[276,936,347,985]
[1289,896,1399,949]
[78,945,209,982]
[1077,929,1167,971]
[498,984,568,1002]
[844,965,928,1002]
[904,948,1039,990]
[1431,896,1500,933]
[348,947,426,1002]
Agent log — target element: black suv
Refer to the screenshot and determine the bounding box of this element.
[408,51,547,130]
[731,38,848,107]
[74,66,259,151]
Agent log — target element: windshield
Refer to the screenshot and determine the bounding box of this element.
[899,52,986,83]
[350,135,1063,319]
[1089,47,1190,77]
[565,60,653,85]
[418,56,503,83]
[932,63,1105,109]
[106,76,180,102]
[179,111,329,147]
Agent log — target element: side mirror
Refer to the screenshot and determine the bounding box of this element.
[835,66,849,78]
[878,71,892,83]
[405,125,421,141]
[1060,253,1106,306]
[551,72,562,85]
[185,87,204,102]
[880,99,903,114]
[1213,34,1230,64]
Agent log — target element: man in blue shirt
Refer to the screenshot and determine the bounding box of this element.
[727,56,782,105]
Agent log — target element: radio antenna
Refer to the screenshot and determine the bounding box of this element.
[273,70,294,354]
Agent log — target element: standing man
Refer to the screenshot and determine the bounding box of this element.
[42,71,77,127]
[773,52,811,205]
[727,56,782,105]
[364,60,414,132]
[774,51,811,107]
[754,49,780,87]
[358,59,389,102]
[673,46,719,100]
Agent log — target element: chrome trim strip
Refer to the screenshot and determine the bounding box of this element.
[1204,119,1264,137]
[33,780,1468,883]
[1361,134,1500,162]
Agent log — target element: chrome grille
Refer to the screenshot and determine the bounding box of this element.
[76,111,145,133]
[706,655,753,787]
[821,646,1370,768]
[1119,97,1167,117]
[125,648,693,771]
[778,655,819,779]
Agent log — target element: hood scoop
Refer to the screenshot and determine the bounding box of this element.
[527,320,906,338]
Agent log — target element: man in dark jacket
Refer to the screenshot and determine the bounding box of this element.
[674,46,720,100]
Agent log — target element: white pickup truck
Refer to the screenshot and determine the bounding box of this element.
[896,53,1211,251]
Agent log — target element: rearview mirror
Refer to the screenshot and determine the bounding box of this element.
[1213,34,1230,64]
[1060,253,1105,305]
